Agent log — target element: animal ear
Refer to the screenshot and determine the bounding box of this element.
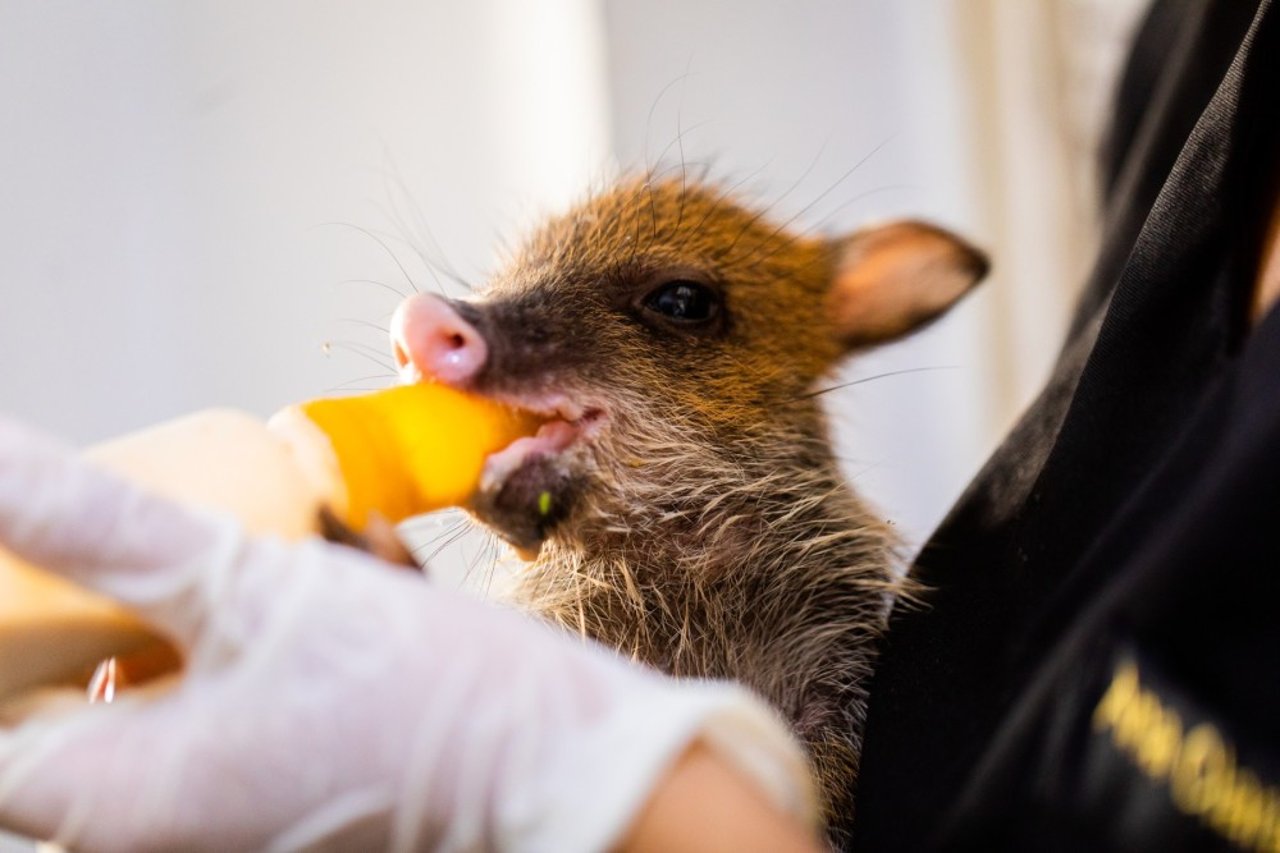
[824,221,988,349]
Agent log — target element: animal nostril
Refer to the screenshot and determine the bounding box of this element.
[391,292,488,384]
[439,331,473,368]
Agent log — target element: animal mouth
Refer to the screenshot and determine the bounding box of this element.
[471,394,606,556]
[481,398,606,489]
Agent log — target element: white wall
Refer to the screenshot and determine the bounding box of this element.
[0,1,610,444]
[0,0,1144,555]
[0,0,1008,558]
[0,0,1154,602]
[0,0,1145,584]
[0,0,613,597]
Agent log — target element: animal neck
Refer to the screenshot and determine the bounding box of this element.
[507,457,901,843]
[509,466,899,683]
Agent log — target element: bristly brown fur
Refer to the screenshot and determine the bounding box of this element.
[511,408,905,844]
[459,174,963,847]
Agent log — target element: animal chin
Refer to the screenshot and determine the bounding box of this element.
[473,398,605,558]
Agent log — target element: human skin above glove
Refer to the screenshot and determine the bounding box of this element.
[0,415,821,853]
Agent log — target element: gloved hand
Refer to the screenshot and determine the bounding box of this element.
[0,416,815,852]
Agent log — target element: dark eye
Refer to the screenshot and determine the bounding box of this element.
[642,280,719,324]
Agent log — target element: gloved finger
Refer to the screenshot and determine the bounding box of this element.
[317,507,420,571]
[0,654,402,852]
[0,415,251,648]
[0,697,164,850]
[0,690,265,853]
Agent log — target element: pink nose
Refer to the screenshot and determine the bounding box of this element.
[390,293,489,385]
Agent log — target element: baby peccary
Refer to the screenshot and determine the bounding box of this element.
[389,177,986,842]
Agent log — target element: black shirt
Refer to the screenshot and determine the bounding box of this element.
[852,0,1280,849]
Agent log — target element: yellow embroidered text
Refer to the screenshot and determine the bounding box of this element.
[1093,659,1280,852]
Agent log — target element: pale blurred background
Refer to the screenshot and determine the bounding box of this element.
[0,1,1148,842]
[0,0,1150,585]
[0,0,1155,573]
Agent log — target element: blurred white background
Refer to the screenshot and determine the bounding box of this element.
[1,0,1148,848]
[0,0,1149,570]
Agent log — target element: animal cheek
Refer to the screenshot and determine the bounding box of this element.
[510,326,566,368]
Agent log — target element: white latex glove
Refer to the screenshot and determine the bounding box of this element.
[0,416,815,852]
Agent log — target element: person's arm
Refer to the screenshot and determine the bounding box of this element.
[1249,185,1280,326]
[621,742,823,853]
[0,415,819,851]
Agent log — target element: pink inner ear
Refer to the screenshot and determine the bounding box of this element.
[826,221,987,349]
